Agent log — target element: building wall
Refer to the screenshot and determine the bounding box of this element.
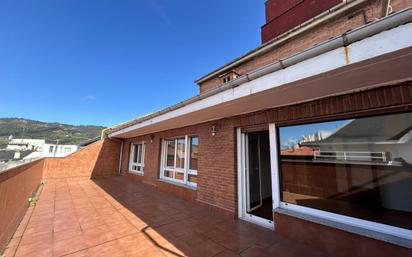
[198,0,412,93]
[120,120,238,216]
[0,159,44,252]
[121,83,412,216]
[262,0,341,43]
[42,144,79,158]
[6,139,45,151]
[119,83,412,255]
[43,139,121,179]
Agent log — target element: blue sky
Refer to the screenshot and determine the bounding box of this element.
[0,0,264,127]
[279,120,351,149]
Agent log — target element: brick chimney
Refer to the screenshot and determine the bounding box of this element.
[261,0,342,44]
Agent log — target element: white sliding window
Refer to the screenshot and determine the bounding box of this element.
[129,143,145,174]
[276,111,412,239]
[160,136,198,188]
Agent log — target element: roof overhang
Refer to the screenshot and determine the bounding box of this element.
[110,22,412,139]
[194,0,370,85]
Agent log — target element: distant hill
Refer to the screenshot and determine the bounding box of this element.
[0,118,105,148]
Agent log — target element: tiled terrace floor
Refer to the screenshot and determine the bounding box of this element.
[4,176,334,257]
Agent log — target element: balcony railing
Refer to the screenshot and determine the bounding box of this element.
[313,151,388,162]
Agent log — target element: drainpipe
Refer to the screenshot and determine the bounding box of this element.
[382,0,393,17]
[118,140,123,175]
[107,137,124,175]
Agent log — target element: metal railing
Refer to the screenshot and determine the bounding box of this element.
[313,151,388,162]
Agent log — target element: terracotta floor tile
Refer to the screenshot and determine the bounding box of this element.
[217,236,255,253]
[107,221,139,237]
[14,241,53,257]
[23,222,53,235]
[75,207,97,216]
[6,236,21,248]
[31,211,54,220]
[19,230,52,246]
[214,249,242,257]
[128,246,166,257]
[31,206,55,215]
[53,226,83,242]
[158,242,186,257]
[177,231,208,246]
[29,214,53,224]
[55,204,75,212]
[33,204,54,213]
[116,233,157,254]
[190,239,226,256]
[82,225,116,247]
[64,249,90,257]
[87,240,126,257]
[52,234,88,257]
[239,246,275,257]
[3,245,18,257]
[53,220,81,233]
[12,225,27,239]
[28,215,54,224]
[78,216,105,230]
[7,177,339,257]
[54,210,77,220]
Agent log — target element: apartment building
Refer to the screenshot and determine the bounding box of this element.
[104,0,412,255]
[3,1,412,256]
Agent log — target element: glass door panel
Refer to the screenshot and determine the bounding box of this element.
[246,133,262,212]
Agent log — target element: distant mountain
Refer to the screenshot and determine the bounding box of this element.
[0,118,105,148]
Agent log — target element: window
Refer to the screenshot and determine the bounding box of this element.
[129,143,145,174]
[220,71,239,84]
[188,136,199,184]
[222,75,231,83]
[49,146,54,153]
[160,136,198,187]
[277,111,412,232]
[64,147,71,153]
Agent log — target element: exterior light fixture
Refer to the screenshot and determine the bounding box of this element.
[211,124,218,136]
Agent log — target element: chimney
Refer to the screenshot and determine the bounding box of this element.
[261,0,342,44]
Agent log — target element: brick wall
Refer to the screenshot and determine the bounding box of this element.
[121,120,238,216]
[261,0,341,43]
[120,83,412,217]
[0,159,44,252]
[43,139,121,179]
[198,0,412,93]
[117,83,412,256]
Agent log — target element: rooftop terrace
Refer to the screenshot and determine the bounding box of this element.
[4,176,334,257]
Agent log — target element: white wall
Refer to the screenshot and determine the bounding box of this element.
[42,144,79,157]
[6,139,45,151]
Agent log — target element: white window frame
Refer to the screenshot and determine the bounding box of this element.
[160,135,198,188]
[129,142,145,175]
[269,123,412,241]
[187,136,199,188]
[237,128,274,229]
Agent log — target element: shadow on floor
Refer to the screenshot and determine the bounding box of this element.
[4,176,334,257]
[92,176,332,257]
